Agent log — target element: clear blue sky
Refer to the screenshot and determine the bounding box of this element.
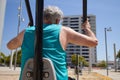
[1,0,120,61]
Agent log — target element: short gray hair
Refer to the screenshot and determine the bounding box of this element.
[44,6,63,23]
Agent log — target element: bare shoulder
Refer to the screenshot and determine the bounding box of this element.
[61,26,75,34]
[62,26,72,30]
[61,26,80,37]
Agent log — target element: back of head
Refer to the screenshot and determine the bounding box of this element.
[44,6,63,24]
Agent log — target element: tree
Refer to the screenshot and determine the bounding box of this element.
[5,49,22,66]
[71,54,88,66]
[13,49,22,66]
[117,49,120,59]
[0,52,6,64]
[97,60,106,68]
[71,54,88,74]
[117,49,120,68]
[5,55,11,65]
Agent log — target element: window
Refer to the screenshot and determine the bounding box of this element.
[70,17,79,20]
[82,49,89,51]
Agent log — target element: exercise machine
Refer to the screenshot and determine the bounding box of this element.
[22,0,56,80]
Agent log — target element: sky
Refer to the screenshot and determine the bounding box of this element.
[1,0,120,61]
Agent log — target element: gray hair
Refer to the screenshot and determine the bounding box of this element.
[44,6,63,23]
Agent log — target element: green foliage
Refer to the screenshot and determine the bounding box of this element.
[117,49,120,59]
[71,54,88,66]
[117,49,120,68]
[0,49,22,66]
[0,52,6,63]
[97,60,106,68]
[5,55,11,65]
[13,49,22,66]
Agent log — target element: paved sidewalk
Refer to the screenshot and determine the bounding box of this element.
[0,67,20,80]
[68,68,112,80]
[93,69,120,80]
[1,67,119,80]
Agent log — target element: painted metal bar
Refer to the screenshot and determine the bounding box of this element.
[34,0,44,80]
[25,0,33,26]
[83,0,87,23]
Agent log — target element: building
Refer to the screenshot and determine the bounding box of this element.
[62,15,97,67]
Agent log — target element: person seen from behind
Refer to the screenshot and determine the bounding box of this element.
[7,6,98,80]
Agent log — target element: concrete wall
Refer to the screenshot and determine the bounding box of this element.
[0,0,6,49]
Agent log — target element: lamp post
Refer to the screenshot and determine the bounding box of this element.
[104,27,112,76]
[113,43,117,72]
[14,0,24,70]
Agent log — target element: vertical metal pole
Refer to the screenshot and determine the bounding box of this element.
[114,43,117,72]
[76,54,79,80]
[25,0,34,26]
[9,50,13,69]
[34,0,43,80]
[82,0,88,74]
[83,0,87,23]
[14,0,22,70]
[104,28,109,76]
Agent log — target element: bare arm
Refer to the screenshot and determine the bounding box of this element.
[7,30,25,50]
[63,20,98,47]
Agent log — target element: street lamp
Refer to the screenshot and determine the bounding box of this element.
[14,0,24,70]
[104,27,112,76]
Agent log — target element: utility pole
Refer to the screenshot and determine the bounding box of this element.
[14,0,24,70]
[113,43,117,72]
[104,27,112,76]
[104,28,109,76]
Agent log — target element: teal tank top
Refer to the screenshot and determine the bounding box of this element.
[19,24,68,80]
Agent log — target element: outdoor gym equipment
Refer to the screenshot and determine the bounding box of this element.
[22,0,56,80]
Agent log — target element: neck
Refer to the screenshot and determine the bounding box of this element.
[44,19,60,24]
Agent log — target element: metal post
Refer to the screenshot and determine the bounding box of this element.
[83,0,87,22]
[34,0,43,80]
[25,0,33,26]
[104,27,112,76]
[82,0,89,75]
[104,28,109,76]
[14,0,22,70]
[113,43,117,72]
[9,50,13,69]
[77,54,79,80]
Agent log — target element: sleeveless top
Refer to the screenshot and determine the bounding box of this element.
[19,24,68,80]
